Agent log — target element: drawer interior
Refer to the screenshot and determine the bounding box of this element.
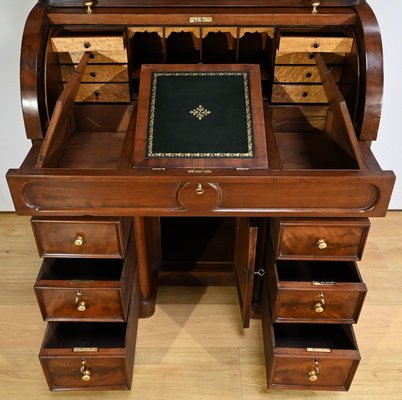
[43,322,127,349]
[274,323,356,350]
[37,258,123,281]
[45,103,135,169]
[275,260,362,283]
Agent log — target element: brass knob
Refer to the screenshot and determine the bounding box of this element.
[317,239,327,250]
[80,359,91,381]
[314,302,324,313]
[75,290,87,312]
[74,235,84,247]
[312,1,320,14]
[308,370,318,382]
[314,292,325,313]
[196,183,204,195]
[84,1,94,14]
[308,359,320,382]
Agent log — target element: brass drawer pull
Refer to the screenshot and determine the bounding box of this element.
[80,358,91,381]
[196,183,204,195]
[83,1,94,14]
[312,1,320,14]
[314,292,325,314]
[74,235,85,247]
[317,239,327,250]
[308,358,320,382]
[75,290,87,312]
[83,42,91,49]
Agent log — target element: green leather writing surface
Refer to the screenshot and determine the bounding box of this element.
[146,71,254,159]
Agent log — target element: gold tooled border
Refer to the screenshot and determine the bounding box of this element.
[146,72,254,158]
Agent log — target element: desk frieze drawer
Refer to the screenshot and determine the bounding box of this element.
[31,217,131,258]
[262,290,360,391]
[34,237,135,322]
[270,218,370,261]
[267,260,367,323]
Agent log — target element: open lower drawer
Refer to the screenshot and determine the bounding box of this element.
[39,269,139,391]
[261,288,360,391]
[34,235,135,322]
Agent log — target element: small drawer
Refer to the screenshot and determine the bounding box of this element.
[267,260,367,323]
[274,65,342,83]
[262,292,360,391]
[74,83,130,103]
[58,50,128,65]
[60,64,128,83]
[39,276,139,391]
[271,84,328,103]
[51,36,126,53]
[34,237,135,322]
[270,218,370,261]
[31,217,131,258]
[275,51,345,65]
[278,33,353,53]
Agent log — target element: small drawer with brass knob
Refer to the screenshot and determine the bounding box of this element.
[261,288,361,391]
[266,259,367,323]
[31,217,131,258]
[34,235,136,322]
[38,281,139,391]
[270,218,370,261]
[277,32,353,53]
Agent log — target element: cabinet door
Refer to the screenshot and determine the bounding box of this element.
[234,218,258,328]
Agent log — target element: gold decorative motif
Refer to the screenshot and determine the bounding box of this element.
[189,105,211,121]
[147,71,254,159]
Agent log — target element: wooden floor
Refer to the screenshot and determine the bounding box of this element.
[1,212,402,399]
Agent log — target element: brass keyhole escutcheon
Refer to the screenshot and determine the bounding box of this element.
[75,290,87,312]
[196,183,204,195]
[74,235,84,247]
[312,1,320,14]
[317,239,327,250]
[83,1,94,14]
[80,358,91,381]
[314,292,325,314]
[308,359,320,382]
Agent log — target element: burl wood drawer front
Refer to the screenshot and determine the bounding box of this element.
[278,34,353,53]
[58,50,127,64]
[275,52,345,65]
[51,36,126,53]
[271,218,370,260]
[271,84,328,103]
[274,66,342,83]
[34,238,135,321]
[262,290,360,391]
[267,260,367,323]
[31,217,131,258]
[60,65,128,83]
[74,83,130,103]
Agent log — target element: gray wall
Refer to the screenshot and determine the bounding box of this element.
[0,0,400,210]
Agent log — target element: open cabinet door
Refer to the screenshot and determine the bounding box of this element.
[234,218,258,328]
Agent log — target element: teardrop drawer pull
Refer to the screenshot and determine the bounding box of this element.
[80,358,91,381]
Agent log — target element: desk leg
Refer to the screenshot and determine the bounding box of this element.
[133,216,157,318]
